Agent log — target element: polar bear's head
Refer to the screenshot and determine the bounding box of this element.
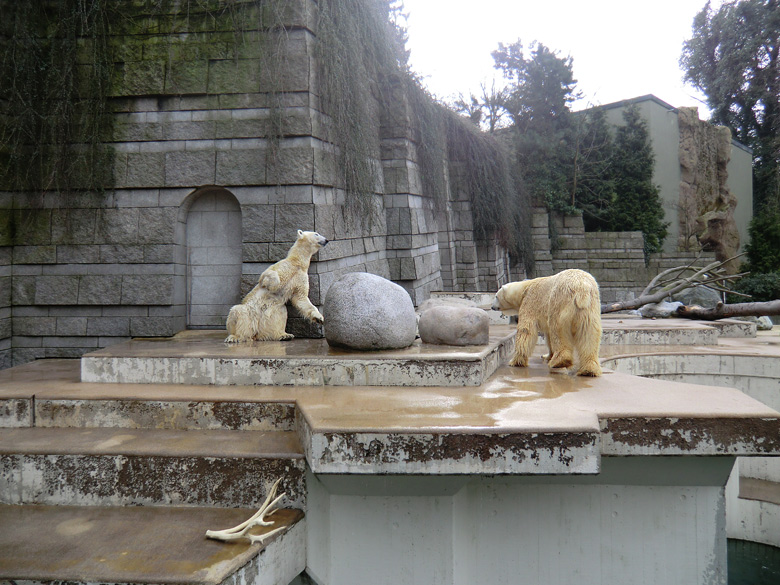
[491,281,531,315]
[295,230,329,255]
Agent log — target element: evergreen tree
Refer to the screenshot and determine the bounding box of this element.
[744,204,780,273]
[569,108,616,231]
[491,40,579,211]
[607,106,668,254]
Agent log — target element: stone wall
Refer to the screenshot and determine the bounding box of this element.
[543,212,716,304]
[1,0,511,367]
[0,231,10,369]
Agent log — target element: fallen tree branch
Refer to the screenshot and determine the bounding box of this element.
[675,300,780,320]
[601,254,746,314]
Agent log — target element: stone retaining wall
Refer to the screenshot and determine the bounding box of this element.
[1,0,510,367]
[540,213,717,304]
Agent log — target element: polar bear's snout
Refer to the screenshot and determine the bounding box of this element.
[491,296,501,311]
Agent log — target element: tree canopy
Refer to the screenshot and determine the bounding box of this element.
[680,0,780,212]
[481,40,666,255]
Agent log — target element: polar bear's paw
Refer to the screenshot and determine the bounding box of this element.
[508,354,528,368]
[548,351,574,369]
[576,359,602,377]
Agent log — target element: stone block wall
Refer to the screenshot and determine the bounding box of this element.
[585,231,647,304]
[1,0,511,367]
[542,212,717,304]
[0,241,10,369]
[550,213,589,273]
[530,207,554,277]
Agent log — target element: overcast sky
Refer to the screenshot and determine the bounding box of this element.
[401,0,715,115]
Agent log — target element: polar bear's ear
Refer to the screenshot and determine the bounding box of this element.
[297,229,303,237]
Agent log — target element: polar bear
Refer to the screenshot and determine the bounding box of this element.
[492,269,602,377]
[225,230,328,343]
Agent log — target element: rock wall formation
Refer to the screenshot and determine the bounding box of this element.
[677,107,740,268]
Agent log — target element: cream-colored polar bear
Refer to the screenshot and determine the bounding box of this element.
[492,268,602,377]
[225,230,328,343]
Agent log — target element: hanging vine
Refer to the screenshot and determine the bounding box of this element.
[0,0,115,199]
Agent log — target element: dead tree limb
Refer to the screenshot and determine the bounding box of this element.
[601,255,746,314]
[675,300,780,320]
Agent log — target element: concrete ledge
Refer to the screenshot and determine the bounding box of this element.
[81,329,516,387]
[601,318,719,345]
[740,477,780,506]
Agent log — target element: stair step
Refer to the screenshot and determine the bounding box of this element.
[0,504,305,585]
[0,427,305,508]
[0,359,297,431]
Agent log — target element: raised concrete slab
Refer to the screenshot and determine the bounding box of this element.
[601,318,719,345]
[81,329,516,387]
[0,504,304,585]
[706,318,758,338]
[293,360,780,474]
[0,427,306,508]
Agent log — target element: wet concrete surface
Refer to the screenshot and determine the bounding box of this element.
[0,504,303,585]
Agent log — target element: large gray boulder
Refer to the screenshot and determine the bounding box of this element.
[672,286,722,308]
[418,305,489,346]
[323,272,417,350]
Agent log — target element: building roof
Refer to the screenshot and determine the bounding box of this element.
[584,94,752,154]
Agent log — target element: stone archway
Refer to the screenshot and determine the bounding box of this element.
[179,187,243,329]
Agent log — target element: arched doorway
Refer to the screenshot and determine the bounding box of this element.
[180,187,242,329]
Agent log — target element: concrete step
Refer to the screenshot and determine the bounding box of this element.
[0,427,306,509]
[0,504,305,585]
[704,318,758,338]
[0,359,297,431]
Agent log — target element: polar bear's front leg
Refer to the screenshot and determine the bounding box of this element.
[291,292,324,324]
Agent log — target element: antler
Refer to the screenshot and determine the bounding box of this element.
[206,478,287,545]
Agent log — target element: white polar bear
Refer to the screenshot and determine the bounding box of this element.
[492,268,603,377]
[225,230,328,342]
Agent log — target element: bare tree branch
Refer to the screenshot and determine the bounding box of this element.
[601,255,746,313]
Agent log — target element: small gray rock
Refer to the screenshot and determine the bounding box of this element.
[418,305,489,346]
[323,272,416,350]
[638,301,683,318]
[736,315,775,331]
[416,297,477,314]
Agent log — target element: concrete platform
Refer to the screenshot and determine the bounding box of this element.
[601,317,720,345]
[3,320,780,584]
[81,329,515,387]
[3,356,778,476]
[0,504,304,585]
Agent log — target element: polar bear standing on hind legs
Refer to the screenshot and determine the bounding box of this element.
[225,230,328,343]
[492,269,602,377]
